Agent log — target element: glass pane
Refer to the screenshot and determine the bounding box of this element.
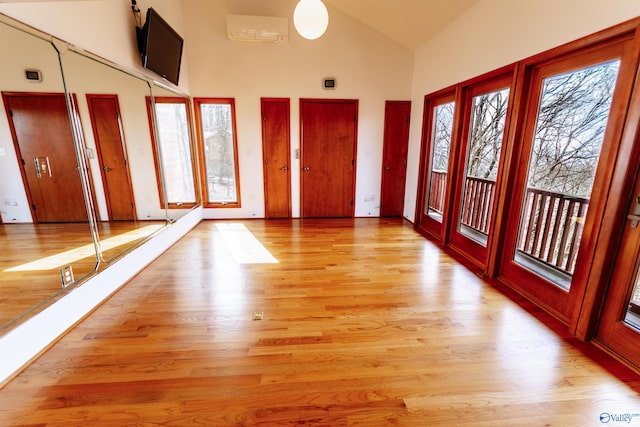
[458,88,509,245]
[624,267,640,330]
[154,102,196,205]
[514,59,620,289]
[425,101,455,221]
[200,103,238,204]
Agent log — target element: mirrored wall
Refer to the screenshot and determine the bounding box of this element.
[0,13,198,333]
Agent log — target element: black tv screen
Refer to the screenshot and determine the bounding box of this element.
[139,8,183,85]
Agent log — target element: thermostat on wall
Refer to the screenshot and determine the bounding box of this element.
[323,78,336,90]
[25,69,42,82]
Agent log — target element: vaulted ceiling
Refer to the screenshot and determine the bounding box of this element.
[323,0,479,50]
[0,0,481,50]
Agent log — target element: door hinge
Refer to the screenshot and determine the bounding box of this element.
[21,158,26,165]
[8,109,13,117]
[350,200,353,206]
[32,204,36,210]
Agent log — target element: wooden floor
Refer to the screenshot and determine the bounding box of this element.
[1,218,640,426]
[0,221,162,331]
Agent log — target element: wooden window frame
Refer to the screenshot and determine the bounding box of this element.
[193,97,242,208]
[414,17,640,339]
[447,68,516,270]
[145,96,198,210]
[415,87,459,243]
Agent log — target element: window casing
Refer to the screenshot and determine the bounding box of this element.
[146,96,198,209]
[194,98,241,208]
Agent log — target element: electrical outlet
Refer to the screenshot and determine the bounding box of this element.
[60,265,74,287]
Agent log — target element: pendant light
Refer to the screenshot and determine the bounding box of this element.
[293,0,329,40]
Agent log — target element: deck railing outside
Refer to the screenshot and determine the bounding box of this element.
[427,171,588,276]
[427,170,448,215]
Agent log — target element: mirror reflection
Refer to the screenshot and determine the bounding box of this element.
[0,13,200,334]
[145,86,199,218]
[60,49,169,263]
[0,19,97,330]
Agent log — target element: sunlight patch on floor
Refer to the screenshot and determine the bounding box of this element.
[5,224,163,272]
[215,223,278,264]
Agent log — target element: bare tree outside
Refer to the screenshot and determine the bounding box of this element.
[431,102,455,172]
[427,101,455,217]
[515,59,621,283]
[527,60,620,198]
[200,103,238,203]
[458,88,510,240]
[466,88,510,180]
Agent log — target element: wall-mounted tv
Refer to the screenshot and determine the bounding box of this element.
[137,8,183,85]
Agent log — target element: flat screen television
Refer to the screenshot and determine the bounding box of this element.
[138,8,183,85]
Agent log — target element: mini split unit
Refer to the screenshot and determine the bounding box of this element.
[226,15,288,43]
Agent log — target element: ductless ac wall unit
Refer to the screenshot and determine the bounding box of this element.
[226,15,288,43]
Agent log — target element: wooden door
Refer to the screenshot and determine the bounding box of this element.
[380,101,410,217]
[596,171,640,368]
[3,92,87,223]
[261,98,291,219]
[300,99,358,218]
[87,95,136,221]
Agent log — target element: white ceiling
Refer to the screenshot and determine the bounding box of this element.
[323,0,479,50]
[0,0,480,51]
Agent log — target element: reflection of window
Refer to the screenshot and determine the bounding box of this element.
[146,97,197,209]
[194,98,241,207]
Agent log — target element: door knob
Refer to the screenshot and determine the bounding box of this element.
[280,166,288,171]
[385,166,391,171]
[302,166,310,171]
[103,166,112,171]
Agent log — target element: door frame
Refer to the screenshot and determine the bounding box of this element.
[2,91,92,223]
[299,98,358,218]
[261,97,291,219]
[380,100,411,218]
[86,94,137,221]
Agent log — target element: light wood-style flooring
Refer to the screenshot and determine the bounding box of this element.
[0,221,163,331]
[1,218,639,426]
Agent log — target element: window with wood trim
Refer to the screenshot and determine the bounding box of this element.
[194,98,241,207]
[513,59,620,289]
[415,89,458,241]
[146,96,197,209]
[415,18,640,331]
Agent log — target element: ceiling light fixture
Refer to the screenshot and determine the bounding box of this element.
[293,0,329,40]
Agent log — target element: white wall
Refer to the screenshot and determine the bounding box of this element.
[0,0,191,93]
[0,21,64,222]
[404,0,640,221]
[0,1,192,222]
[182,0,414,218]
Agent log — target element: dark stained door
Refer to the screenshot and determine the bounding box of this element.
[87,95,136,221]
[3,92,87,223]
[300,99,358,218]
[380,101,411,217]
[261,98,291,219]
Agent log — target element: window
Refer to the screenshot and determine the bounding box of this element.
[458,87,510,245]
[194,98,241,207]
[425,100,455,221]
[146,96,197,209]
[514,59,620,289]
